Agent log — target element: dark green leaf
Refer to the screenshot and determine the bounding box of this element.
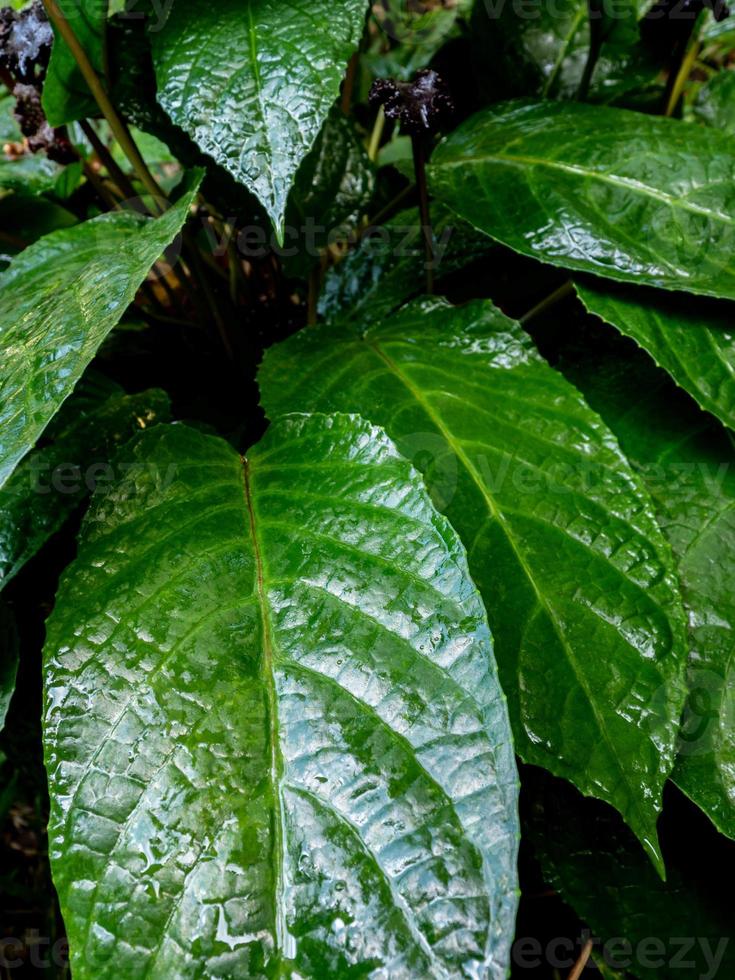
[0,602,18,734]
[429,100,735,300]
[42,0,107,126]
[366,0,472,81]
[44,414,520,978]
[0,170,201,491]
[525,771,735,980]
[576,280,735,432]
[470,0,657,103]
[558,341,735,840]
[317,205,495,324]
[151,0,369,238]
[259,298,689,868]
[0,384,171,591]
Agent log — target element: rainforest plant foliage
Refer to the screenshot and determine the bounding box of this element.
[0,0,733,977]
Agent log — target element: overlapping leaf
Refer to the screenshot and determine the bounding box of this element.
[0,171,201,490]
[151,0,369,238]
[259,298,689,867]
[576,280,735,432]
[429,101,735,299]
[0,382,170,591]
[525,771,735,979]
[43,0,107,126]
[470,0,656,102]
[560,343,735,840]
[44,414,519,978]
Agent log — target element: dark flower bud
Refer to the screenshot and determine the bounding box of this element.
[0,1,52,82]
[369,68,454,137]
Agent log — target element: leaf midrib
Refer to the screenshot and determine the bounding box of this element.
[365,338,656,841]
[435,150,735,227]
[242,455,291,963]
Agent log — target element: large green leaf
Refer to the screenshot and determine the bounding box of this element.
[43,0,108,126]
[259,298,689,868]
[44,414,520,978]
[0,382,170,591]
[429,100,735,300]
[0,171,201,491]
[525,770,735,980]
[690,70,735,135]
[576,280,735,433]
[151,0,368,239]
[559,342,735,840]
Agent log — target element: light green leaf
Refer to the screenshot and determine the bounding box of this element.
[44,414,520,978]
[259,298,689,868]
[576,280,735,433]
[0,170,201,491]
[559,342,735,840]
[0,383,170,591]
[42,0,107,126]
[151,0,369,239]
[429,100,735,300]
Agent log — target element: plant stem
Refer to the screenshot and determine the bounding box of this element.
[411,134,434,295]
[341,52,359,114]
[577,0,606,100]
[42,0,164,209]
[368,106,386,162]
[664,36,700,116]
[519,281,573,325]
[79,119,138,201]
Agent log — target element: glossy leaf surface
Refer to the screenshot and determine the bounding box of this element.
[0,383,170,591]
[44,414,520,978]
[0,172,200,491]
[259,298,688,866]
[43,0,107,126]
[151,0,369,238]
[576,280,735,433]
[429,101,735,299]
[560,343,735,840]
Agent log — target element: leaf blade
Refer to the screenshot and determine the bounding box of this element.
[258,299,689,867]
[44,414,519,978]
[151,0,368,237]
[0,171,201,490]
[429,100,735,300]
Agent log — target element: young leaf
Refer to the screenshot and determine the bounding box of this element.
[42,0,108,126]
[429,101,735,300]
[0,170,201,491]
[576,280,735,433]
[259,298,689,869]
[44,415,520,979]
[0,602,18,734]
[559,343,735,841]
[151,0,369,240]
[0,384,170,591]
